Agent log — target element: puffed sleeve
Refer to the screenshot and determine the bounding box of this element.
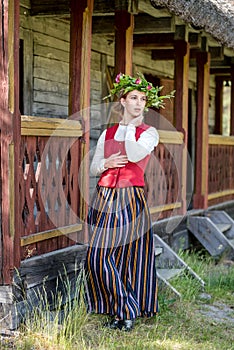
[125,125,159,162]
[90,130,107,176]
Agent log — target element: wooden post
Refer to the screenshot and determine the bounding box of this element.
[114,10,134,75]
[193,52,211,209]
[174,40,190,214]
[69,0,93,243]
[214,76,224,134]
[230,65,234,136]
[0,0,20,283]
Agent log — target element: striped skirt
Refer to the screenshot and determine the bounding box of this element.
[84,186,158,320]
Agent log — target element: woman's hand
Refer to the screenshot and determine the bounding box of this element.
[104,151,128,169]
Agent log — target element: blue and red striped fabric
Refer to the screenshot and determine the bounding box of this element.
[84,186,158,321]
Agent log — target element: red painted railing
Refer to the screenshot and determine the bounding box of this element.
[18,119,185,260]
[208,135,234,206]
[19,116,83,260]
[146,130,184,221]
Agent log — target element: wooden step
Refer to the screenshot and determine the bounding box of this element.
[157,268,185,280]
[216,223,232,233]
[155,247,163,256]
[188,216,234,257]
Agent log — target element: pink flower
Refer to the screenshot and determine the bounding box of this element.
[115,73,122,83]
[147,85,152,90]
[135,78,141,84]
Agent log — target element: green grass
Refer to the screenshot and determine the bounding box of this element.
[1,251,234,350]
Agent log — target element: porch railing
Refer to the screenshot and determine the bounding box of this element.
[18,118,185,259]
[19,116,83,259]
[208,134,234,205]
[147,130,184,221]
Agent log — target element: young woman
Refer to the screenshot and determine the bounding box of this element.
[84,73,174,331]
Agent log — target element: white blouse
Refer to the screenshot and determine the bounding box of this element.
[90,124,159,176]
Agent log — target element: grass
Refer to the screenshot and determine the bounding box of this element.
[1,251,234,350]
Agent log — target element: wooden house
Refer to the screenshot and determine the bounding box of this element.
[0,0,234,329]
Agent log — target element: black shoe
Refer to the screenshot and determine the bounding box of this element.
[104,318,123,330]
[122,319,134,332]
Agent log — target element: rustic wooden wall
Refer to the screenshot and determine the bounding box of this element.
[19,4,219,202]
[20,14,70,117]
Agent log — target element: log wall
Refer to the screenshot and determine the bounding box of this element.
[20,14,70,117]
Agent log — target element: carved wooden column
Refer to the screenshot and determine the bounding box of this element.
[230,65,234,136]
[174,40,190,214]
[193,52,211,209]
[114,10,134,75]
[0,0,20,283]
[69,0,93,241]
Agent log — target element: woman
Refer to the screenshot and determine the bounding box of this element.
[84,73,174,331]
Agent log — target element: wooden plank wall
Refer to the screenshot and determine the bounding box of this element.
[18,7,221,214]
[20,14,70,117]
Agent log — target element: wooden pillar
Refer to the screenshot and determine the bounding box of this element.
[230,65,234,136]
[193,52,211,209]
[214,76,223,134]
[174,40,190,213]
[114,10,134,75]
[12,0,21,271]
[69,0,93,241]
[0,0,20,283]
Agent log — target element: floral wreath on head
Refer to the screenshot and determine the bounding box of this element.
[104,72,175,110]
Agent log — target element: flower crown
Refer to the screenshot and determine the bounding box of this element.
[104,72,175,109]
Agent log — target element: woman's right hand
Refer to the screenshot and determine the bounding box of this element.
[104,151,128,169]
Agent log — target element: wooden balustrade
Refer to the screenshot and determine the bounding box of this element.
[147,130,184,221]
[18,116,83,260]
[17,117,185,259]
[208,134,234,205]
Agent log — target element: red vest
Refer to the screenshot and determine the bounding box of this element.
[98,123,151,188]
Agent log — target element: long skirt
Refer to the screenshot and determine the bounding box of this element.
[84,186,158,321]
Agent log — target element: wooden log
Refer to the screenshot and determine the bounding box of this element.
[230,65,234,136]
[21,115,82,137]
[209,134,234,146]
[20,223,83,246]
[193,52,210,209]
[32,103,68,117]
[16,244,87,289]
[174,40,190,214]
[114,10,134,75]
[69,0,93,241]
[0,0,18,283]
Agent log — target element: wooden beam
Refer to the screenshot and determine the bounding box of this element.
[114,10,134,75]
[92,15,174,34]
[0,0,21,283]
[133,33,174,48]
[93,0,115,14]
[138,0,170,17]
[69,0,93,241]
[149,202,181,214]
[152,49,174,60]
[188,32,201,49]
[193,52,210,209]
[210,67,231,75]
[21,115,82,137]
[209,134,234,146]
[231,65,234,136]
[21,224,83,246]
[174,25,188,41]
[209,46,224,60]
[174,40,190,214]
